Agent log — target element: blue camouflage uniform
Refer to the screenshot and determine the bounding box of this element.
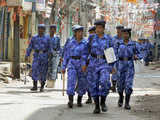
[136,39,145,59]
[143,40,154,65]
[111,35,123,84]
[117,39,142,95]
[87,34,114,99]
[62,35,88,96]
[61,36,74,58]
[60,25,77,58]
[47,33,61,81]
[84,26,96,104]
[26,33,52,83]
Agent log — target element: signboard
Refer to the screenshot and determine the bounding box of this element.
[22,0,46,11]
[6,0,21,6]
[25,0,36,2]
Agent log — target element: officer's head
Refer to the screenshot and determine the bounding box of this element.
[145,39,149,43]
[50,24,57,34]
[122,28,130,40]
[88,26,96,35]
[73,25,84,40]
[116,26,124,36]
[94,20,106,35]
[138,38,144,43]
[38,24,45,35]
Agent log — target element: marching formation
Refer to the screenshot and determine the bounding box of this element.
[25,20,154,114]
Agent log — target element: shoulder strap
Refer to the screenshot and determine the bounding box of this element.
[88,35,95,54]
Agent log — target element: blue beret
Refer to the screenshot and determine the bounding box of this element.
[116,25,124,29]
[73,25,84,31]
[38,24,45,28]
[88,26,96,32]
[94,20,106,26]
[50,24,57,28]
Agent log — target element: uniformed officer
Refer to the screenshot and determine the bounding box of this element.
[61,25,88,108]
[111,25,124,92]
[46,24,61,88]
[143,39,154,66]
[88,26,96,34]
[87,20,115,114]
[85,26,96,104]
[136,38,145,57]
[117,28,142,110]
[25,24,52,92]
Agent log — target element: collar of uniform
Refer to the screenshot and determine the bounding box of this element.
[72,37,84,44]
[95,34,108,39]
[114,35,122,40]
[37,34,45,38]
[122,39,134,45]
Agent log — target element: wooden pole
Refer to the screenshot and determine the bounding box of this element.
[12,7,20,79]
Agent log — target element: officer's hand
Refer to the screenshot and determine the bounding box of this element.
[134,55,138,60]
[61,69,66,74]
[82,66,87,72]
[25,56,28,62]
[60,58,63,63]
[111,68,116,74]
[49,53,53,59]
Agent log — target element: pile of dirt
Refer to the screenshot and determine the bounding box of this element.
[0,72,13,84]
[132,95,160,120]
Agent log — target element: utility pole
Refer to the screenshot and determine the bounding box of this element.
[154,0,160,61]
[32,0,36,36]
[12,7,20,79]
[0,7,5,61]
[50,0,57,24]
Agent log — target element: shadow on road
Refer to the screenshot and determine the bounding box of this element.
[25,104,110,120]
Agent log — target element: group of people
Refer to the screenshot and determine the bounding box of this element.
[25,24,60,92]
[25,19,153,114]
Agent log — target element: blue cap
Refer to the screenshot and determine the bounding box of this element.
[38,24,45,28]
[116,25,124,29]
[88,26,96,32]
[50,24,57,28]
[72,25,77,30]
[94,20,106,26]
[72,25,84,31]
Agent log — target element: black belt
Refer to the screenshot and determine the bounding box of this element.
[71,56,81,59]
[91,53,105,59]
[119,57,132,61]
[35,50,48,53]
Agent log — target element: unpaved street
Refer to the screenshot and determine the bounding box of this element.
[0,66,160,120]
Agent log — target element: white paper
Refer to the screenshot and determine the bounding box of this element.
[104,47,117,63]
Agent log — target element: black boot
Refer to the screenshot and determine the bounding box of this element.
[110,81,116,92]
[77,95,83,107]
[86,91,92,104]
[93,96,101,114]
[124,94,131,110]
[40,81,45,92]
[118,92,124,107]
[68,95,73,108]
[30,81,37,91]
[100,96,108,112]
